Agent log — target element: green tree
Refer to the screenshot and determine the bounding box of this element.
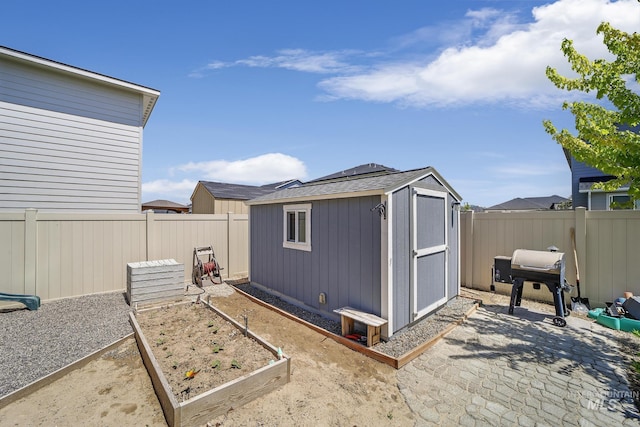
[543,22,640,206]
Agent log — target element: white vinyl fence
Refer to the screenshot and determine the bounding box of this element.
[461,207,640,307]
[4,207,638,307]
[0,210,248,301]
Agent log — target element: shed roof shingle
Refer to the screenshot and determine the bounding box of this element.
[198,179,299,201]
[247,167,461,205]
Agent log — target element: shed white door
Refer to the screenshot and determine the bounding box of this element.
[411,187,448,320]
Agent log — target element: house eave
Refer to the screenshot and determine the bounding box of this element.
[0,45,160,127]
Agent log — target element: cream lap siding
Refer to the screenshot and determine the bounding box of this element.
[0,101,142,212]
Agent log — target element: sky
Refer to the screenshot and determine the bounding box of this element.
[2,0,639,208]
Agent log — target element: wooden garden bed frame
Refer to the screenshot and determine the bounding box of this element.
[130,299,291,427]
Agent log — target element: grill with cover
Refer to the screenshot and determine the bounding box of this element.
[496,248,571,327]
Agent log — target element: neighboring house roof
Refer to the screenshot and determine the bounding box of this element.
[194,179,301,201]
[486,195,569,211]
[142,200,189,213]
[247,167,461,205]
[308,163,398,183]
[261,179,303,190]
[0,45,160,126]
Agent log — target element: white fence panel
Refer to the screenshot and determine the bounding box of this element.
[0,210,248,301]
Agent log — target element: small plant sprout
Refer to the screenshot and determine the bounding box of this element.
[230,360,241,369]
[211,359,221,369]
[172,361,179,370]
[156,338,165,347]
[165,351,173,358]
[211,344,224,354]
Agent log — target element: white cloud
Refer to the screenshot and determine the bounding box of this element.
[176,153,307,184]
[141,179,197,203]
[318,0,640,108]
[196,0,638,109]
[142,153,308,204]
[237,49,360,74]
[191,49,361,77]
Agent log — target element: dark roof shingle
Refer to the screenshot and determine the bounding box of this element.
[247,167,461,205]
[487,195,569,210]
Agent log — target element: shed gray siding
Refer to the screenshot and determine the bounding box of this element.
[391,185,411,331]
[0,54,146,212]
[250,196,382,316]
[448,193,460,300]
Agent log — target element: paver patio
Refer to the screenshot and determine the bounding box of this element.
[397,301,640,426]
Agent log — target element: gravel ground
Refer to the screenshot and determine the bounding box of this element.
[235,283,343,335]
[375,297,478,357]
[235,282,479,358]
[0,292,132,398]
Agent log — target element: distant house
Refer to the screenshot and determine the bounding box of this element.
[246,166,462,337]
[190,180,301,214]
[486,195,570,212]
[142,200,189,214]
[565,149,638,210]
[0,46,159,213]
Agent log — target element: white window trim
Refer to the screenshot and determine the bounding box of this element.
[606,193,638,210]
[283,204,312,251]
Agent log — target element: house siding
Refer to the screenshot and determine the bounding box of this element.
[571,158,607,209]
[250,196,382,316]
[191,184,250,214]
[0,54,147,213]
[191,185,216,214]
[1,55,143,126]
[0,102,142,212]
[215,199,248,214]
[590,193,608,210]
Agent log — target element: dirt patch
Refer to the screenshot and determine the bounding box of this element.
[205,288,414,426]
[2,285,560,426]
[0,337,166,426]
[0,285,416,425]
[135,302,276,402]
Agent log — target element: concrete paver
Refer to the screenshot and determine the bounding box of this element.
[397,302,640,426]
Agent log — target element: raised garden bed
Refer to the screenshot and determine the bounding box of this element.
[130,299,290,426]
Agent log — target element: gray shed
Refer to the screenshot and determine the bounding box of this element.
[246,166,462,337]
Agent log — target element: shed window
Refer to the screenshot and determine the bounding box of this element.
[283,204,311,251]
